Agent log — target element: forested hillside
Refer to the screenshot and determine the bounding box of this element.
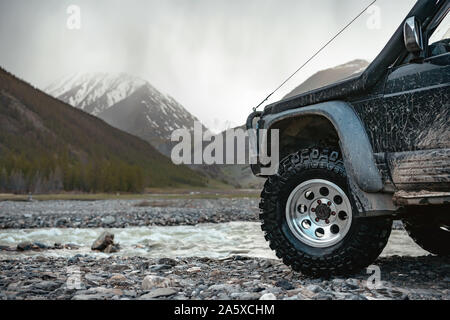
[0,67,209,193]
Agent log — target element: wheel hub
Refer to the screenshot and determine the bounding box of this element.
[315,204,331,220]
[285,179,353,248]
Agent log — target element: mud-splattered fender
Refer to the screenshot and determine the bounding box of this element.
[260,100,384,193]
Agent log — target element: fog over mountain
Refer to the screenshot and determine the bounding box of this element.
[46,72,203,156]
[0,0,417,132]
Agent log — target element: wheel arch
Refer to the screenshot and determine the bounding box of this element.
[261,100,383,193]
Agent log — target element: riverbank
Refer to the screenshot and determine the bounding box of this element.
[0,198,406,230]
[0,198,260,229]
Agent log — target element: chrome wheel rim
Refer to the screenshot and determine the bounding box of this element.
[285,179,352,248]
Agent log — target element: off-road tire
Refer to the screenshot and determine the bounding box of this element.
[259,147,392,277]
[402,206,450,256]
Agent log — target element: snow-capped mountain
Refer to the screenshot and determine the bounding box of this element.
[46,73,147,116]
[45,72,259,188]
[98,83,204,155]
[45,72,203,155]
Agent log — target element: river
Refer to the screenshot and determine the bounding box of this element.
[0,222,428,259]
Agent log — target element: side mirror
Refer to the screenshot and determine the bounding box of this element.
[404,16,423,54]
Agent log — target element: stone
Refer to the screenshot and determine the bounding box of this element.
[158,258,177,266]
[33,242,49,249]
[186,266,202,273]
[275,279,294,290]
[72,294,105,300]
[139,288,177,299]
[40,272,57,279]
[109,264,129,272]
[7,282,22,291]
[149,264,172,272]
[0,245,16,251]
[230,292,260,300]
[344,279,360,290]
[17,241,34,251]
[306,284,324,293]
[53,243,63,249]
[33,281,61,291]
[142,275,175,290]
[110,274,127,284]
[91,231,115,251]
[297,288,316,299]
[104,244,120,253]
[64,243,80,250]
[208,284,239,294]
[85,274,105,283]
[259,293,277,300]
[101,216,116,225]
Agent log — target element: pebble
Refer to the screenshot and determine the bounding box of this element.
[259,293,277,300]
[140,288,178,299]
[0,255,447,300]
[142,275,175,290]
[0,199,447,301]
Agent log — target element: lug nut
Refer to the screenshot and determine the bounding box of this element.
[311,207,315,212]
[331,211,336,216]
[325,219,330,224]
[315,218,320,222]
[327,201,332,206]
[317,200,322,205]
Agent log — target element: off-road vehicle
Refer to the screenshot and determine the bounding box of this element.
[247,0,449,276]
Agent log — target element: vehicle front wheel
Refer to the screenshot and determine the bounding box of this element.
[259,148,392,277]
[402,206,450,256]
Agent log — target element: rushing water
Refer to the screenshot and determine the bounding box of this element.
[0,222,428,259]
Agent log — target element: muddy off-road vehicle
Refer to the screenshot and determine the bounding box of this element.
[247,0,450,276]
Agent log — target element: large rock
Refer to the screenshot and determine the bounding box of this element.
[17,241,35,251]
[91,231,115,251]
[104,244,120,253]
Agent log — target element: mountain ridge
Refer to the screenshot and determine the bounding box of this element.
[284,59,369,99]
[46,72,204,156]
[0,67,209,193]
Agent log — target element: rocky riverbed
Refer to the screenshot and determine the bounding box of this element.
[0,255,448,300]
[0,198,447,300]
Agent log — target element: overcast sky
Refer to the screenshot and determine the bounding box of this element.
[0,0,416,132]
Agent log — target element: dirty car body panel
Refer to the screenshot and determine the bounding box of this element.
[248,0,450,202]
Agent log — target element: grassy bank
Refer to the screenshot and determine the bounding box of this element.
[0,188,261,201]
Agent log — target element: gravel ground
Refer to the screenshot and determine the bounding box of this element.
[0,199,405,229]
[0,199,260,229]
[0,198,446,300]
[0,255,448,300]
